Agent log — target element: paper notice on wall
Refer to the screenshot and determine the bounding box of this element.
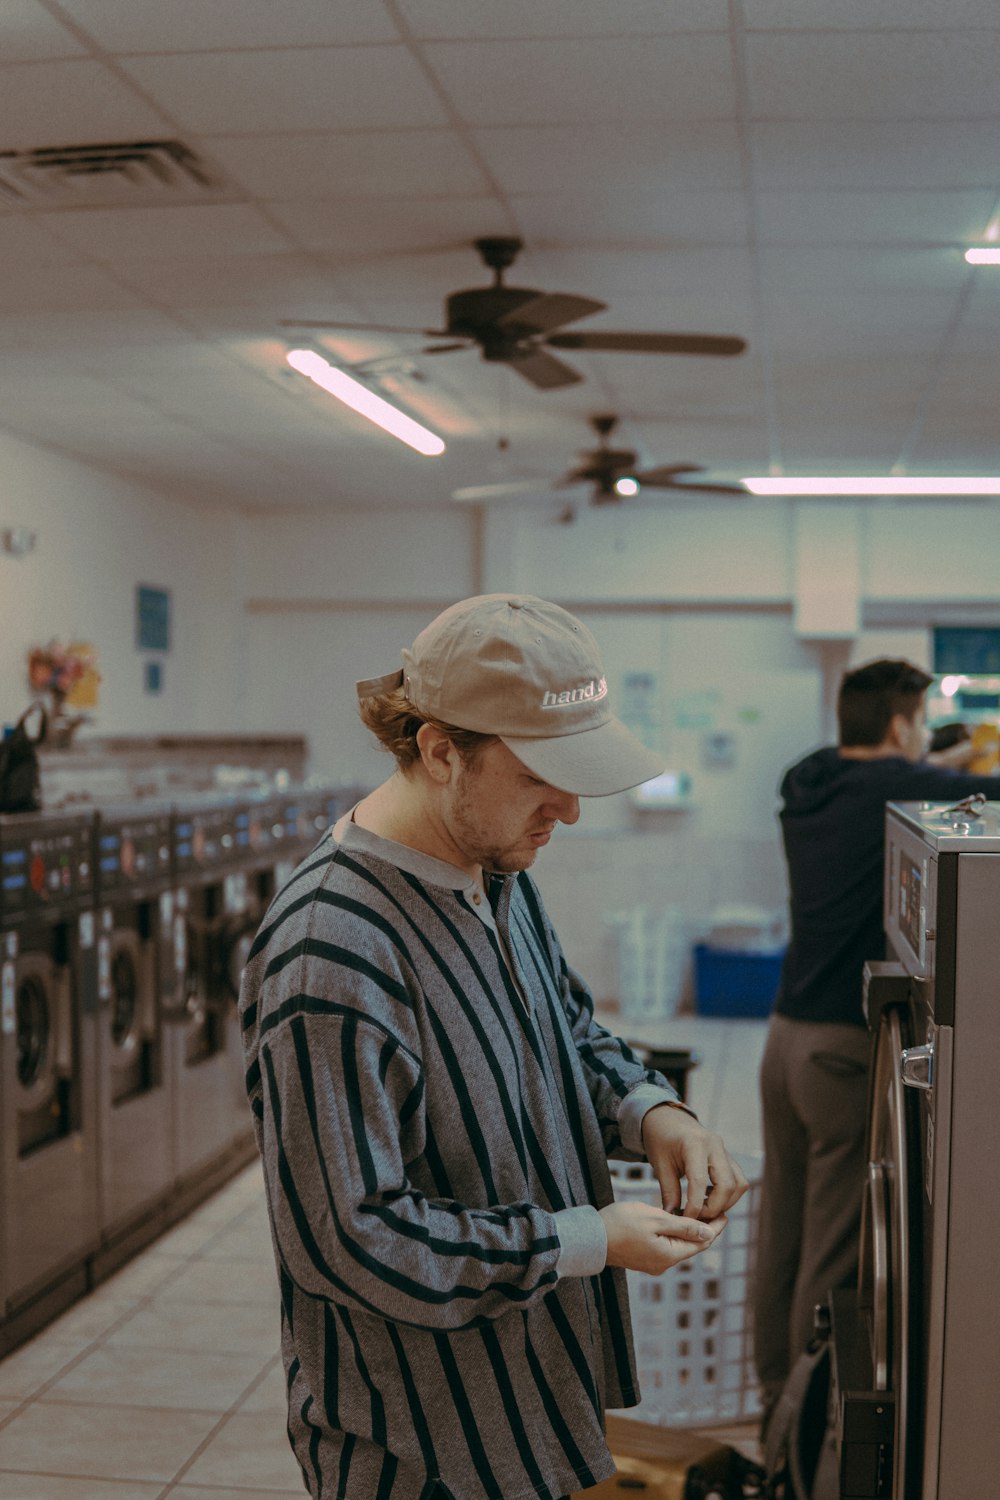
[673,690,720,730]
[621,671,659,750]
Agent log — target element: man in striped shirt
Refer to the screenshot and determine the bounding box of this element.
[240,594,748,1500]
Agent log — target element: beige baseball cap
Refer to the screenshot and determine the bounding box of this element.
[356,593,665,797]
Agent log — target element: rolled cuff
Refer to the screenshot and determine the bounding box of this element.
[619,1083,696,1156]
[554,1204,607,1279]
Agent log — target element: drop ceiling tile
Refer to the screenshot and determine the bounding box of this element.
[949,283,1000,354]
[0,215,91,268]
[188,304,364,343]
[207,129,490,201]
[113,255,353,324]
[118,47,449,134]
[511,188,749,246]
[473,121,743,195]
[767,290,956,355]
[566,352,761,409]
[267,196,511,257]
[2,0,87,61]
[746,31,1000,119]
[422,35,737,126]
[326,244,507,305]
[756,189,995,244]
[0,263,152,313]
[758,243,967,293]
[0,372,146,424]
[40,203,294,260]
[0,60,168,149]
[777,434,906,471]
[54,0,400,51]
[398,0,728,38]
[0,309,194,356]
[524,245,756,298]
[752,119,1000,189]
[744,0,1000,29]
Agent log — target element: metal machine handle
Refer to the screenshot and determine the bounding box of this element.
[867,1160,890,1391]
[900,1041,933,1091]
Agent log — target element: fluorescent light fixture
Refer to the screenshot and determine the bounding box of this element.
[286,348,445,456]
[965,248,1000,264]
[614,476,639,497]
[742,476,1000,496]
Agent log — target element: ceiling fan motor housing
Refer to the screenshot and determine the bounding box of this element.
[445,285,546,353]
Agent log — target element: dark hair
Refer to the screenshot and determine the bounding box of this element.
[837,659,932,747]
[357,687,496,772]
[929,720,971,754]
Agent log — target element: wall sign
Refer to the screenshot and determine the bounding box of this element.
[136,584,171,652]
[933,626,1000,675]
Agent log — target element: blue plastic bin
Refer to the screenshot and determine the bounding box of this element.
[693,943,785,1017]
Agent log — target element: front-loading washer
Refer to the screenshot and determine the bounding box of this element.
[92,800,175,1270]
[169,794,253,1194]
[832,799,1000,1499]
[0,810,98,1347]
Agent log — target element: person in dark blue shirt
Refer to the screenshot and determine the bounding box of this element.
[753,659,1000,1427]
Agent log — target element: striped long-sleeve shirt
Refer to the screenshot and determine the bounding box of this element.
[239,814,680,1500]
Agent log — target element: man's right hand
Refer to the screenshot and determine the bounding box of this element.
[599,1200,727,1275]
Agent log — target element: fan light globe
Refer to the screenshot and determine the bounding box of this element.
[614,477,639,497]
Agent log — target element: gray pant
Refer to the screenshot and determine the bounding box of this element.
[752,1013,872,1401]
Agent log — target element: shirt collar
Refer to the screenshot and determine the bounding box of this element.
[333,806,483,897]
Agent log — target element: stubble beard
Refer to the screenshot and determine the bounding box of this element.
[449,769,539,875]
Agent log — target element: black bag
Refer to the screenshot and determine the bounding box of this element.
[0,701,47,813]
[764,1331,838,1500]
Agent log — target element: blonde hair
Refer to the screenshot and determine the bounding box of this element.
[358,687,496,772]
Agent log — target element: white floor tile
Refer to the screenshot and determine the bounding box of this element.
[0,1475,162,1499]
[180,1409,306,1491]
[43,1343,268,1412]
[0,1400,220,1482]
[0,1342,82,1401]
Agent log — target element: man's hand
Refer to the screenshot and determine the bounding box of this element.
[599,1200,727,1274]
[640,1104,748,1220]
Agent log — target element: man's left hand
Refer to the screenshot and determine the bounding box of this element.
[641,1104,748,1220]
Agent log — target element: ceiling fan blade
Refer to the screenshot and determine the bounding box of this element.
[452,480,554,502]
[504,346,583,390]
[495,292,606,337]
[546,331,747,357]
[422,342,470,354]
[660,478,748,495]
[279,319,453,336]
[634,464,705,485]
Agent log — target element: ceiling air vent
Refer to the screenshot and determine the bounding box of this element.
[0,140,235,209]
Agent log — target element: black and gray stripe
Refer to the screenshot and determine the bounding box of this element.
[239,818,675,1500]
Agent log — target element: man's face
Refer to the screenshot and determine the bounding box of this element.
[445,740,581,874]
[899,701,930,762]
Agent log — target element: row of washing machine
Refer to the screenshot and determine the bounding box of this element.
[0,782,358,1354]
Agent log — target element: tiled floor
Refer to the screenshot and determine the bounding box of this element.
[0,1015,768,1499]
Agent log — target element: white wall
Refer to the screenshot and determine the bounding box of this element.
[7,454,999,1010]
[240,506,478,785]
[0,431,245,737]
[231,493,1000,1005]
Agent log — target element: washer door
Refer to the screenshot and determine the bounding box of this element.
[181,916,223,1065]
[859,1000,925,1500]
[13,950,68,1154]
[108,930,154,1103]
[221,917,259,1001]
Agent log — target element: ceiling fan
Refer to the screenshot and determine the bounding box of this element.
[452,414,747,516]
[280,236,746,391]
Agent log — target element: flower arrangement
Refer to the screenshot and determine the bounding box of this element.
[27,640,101,709]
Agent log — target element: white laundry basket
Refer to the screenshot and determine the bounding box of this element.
[607,1152,764,1428]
